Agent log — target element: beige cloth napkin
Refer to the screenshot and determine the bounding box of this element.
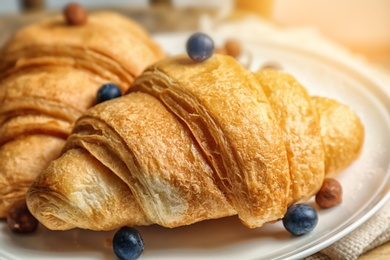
[199,12,390,260]
[306,200,390,259]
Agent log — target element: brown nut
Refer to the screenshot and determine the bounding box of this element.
[260,61,283,70]
[215,46,227,55]
[7,202,39,234]
[64,3,88,26]
[315,178,343,208]
[224,39,241,58]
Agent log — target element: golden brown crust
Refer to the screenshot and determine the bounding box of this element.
[254,69,325,204]
[0,65,108,123]
[26,54,364,231]
[0,135,65,217]
[0,11,164,81]
[28,148,150,230]
[28,92,236,230]
[28,55,291,229]
[311,96,365,176]
[0,11,164,218]
[130,54,290,228]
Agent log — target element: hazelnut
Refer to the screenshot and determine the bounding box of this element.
[224,39,241,58]
[64,3,88,26]
[315,178,343,209]
[261,61,283,70]
[214,47,227,55]
[7,202,39,234]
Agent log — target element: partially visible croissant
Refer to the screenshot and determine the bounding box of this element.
[26,54,364,230]
[0,11,164,217]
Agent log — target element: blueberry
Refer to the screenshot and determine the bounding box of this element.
[113,227,144,260]
[186,32,215,62]
[96,83,122,104]
[282,203,318,236]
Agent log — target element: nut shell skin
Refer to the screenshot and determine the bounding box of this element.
[224,39,241,58]
[64,3,88,26]
[315,178,343,208]
[7,202,38,234]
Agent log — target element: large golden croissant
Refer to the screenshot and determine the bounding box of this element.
[26,54,364,230]
[0,11,164,217]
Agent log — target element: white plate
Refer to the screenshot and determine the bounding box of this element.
[1,33,390,260]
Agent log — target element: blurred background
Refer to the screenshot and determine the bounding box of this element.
[0,0,389,69]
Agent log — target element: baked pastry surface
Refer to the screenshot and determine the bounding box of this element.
[27,54,364,230]
[0,11,164,217]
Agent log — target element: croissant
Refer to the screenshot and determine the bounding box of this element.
[0,11,164,217]
[26,54,364,230]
